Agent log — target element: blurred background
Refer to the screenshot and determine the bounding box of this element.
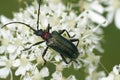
[0,0,120,80]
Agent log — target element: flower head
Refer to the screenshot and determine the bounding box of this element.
[0,0,106,79]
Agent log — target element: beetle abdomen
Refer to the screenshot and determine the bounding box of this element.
[46,31,79,59]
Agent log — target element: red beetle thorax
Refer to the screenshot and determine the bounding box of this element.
[41,32,51,40]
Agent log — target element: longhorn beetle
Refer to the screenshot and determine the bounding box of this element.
[1,0,80,65]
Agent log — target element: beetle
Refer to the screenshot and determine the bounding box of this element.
[1,0,80,64]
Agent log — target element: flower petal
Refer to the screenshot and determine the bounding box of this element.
[106,10,114,24]
[100,73,114,80]
[15,66,26,76]
[7,45,17,54]
[90,1,104,14]
[0,67,10,78]
[40,67,49,78]
[88,10,107,26]
[66,75,77,80]
[115,9,120,29]
[13,59,20,67]
[51,71,62,80]
[0,46,5,54]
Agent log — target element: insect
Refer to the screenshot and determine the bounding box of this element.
[1,0,79,65]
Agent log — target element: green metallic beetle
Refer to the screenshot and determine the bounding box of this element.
[1,0,79,64]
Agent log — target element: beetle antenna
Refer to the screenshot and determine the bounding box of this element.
[1,22,36,32]
[36,0,41,30]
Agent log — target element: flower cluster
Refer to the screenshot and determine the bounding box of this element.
[72,0,120,29]
[0,0,118,80]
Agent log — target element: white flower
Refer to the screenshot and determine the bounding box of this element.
[86,71,106,80]
[51,71,77,80]
[100,64,120,80]
[0,54,17,79]
[31,67,49,80]
[0,0,106,79]
[66,75,77,80]
[14,53,33,76]
[24,67,49,80]
[104,0,120,29]
[82,53,101,74]
[72,0,107,26]
[76,11,105,54]
[51,71,62,80]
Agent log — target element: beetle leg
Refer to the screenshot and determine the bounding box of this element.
[70,39,79,47]
[59,29,74,38]
[60,54,72,64]
[73,60,79,65]
[22,41,45,51]
[42,47,49,66]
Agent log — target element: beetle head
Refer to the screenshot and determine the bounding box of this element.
[34,29,43,36]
